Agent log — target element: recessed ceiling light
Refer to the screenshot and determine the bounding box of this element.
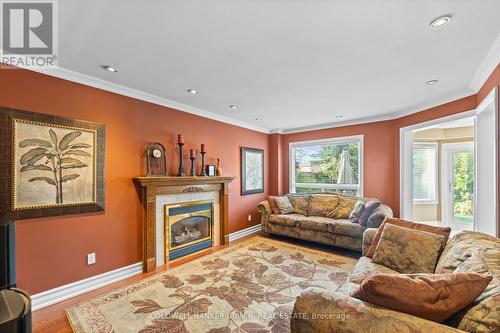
[430,15,451,28]
[254,117,261,121]
[102,65,119,73]
[336,115,343,119]
[229,105,238,109]
[425,79,439,85]
[187,89,198,94]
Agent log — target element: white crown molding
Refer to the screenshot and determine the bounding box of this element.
[279,114,395,134]
[31,262,142,311]
[279,87,475,134]
[10,65,272,134]
[31,226,262,311]
[391,87,476,119]
[228,224,262,242]
[469,33,500,92]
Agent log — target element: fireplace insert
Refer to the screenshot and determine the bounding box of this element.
[165,201,213,260]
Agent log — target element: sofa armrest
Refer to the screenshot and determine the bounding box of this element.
[257,200,272,232]
[257,200,271,216]
[291,288,466,333]
[362,228,378,256]
[366,203,393,229]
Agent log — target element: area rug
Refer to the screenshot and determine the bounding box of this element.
[66,236,357,333]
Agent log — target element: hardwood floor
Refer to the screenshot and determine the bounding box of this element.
[32,232,359,333]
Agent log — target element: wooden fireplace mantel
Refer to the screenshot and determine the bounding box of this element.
[133,176,235,272]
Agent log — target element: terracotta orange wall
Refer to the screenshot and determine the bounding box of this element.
[0,68,269,294]
[280,121,397,209]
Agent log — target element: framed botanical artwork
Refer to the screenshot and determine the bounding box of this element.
[241,147,264,195]
[0,108,105,220]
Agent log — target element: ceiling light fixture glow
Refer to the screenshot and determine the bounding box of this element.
[336,115,343,119]
[229,105,238,109]
[425,79,439,85]
[254,117,261,121]
[430,15,451,28]
[102,65,119,73]
[187,89,198,94]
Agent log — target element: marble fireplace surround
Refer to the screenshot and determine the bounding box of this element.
[133,176,235,273]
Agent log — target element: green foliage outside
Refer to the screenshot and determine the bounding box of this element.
[294,143,359,185]
[453,151,474,219]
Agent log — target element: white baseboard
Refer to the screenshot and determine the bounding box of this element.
[31,262,142,311]
[229,224,262,242]
[31,225,261,311]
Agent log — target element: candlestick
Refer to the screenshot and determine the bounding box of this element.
[177,142,185,176]
[177,134,184,144]
[201,143,206,153]
[189,156,196,176]
[199,151,207,176]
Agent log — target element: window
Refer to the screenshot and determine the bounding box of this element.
[289,135,363,196]
[413,142,438,203]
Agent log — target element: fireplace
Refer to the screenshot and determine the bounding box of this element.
[165,200,213,260]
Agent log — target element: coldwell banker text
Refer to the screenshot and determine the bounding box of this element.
[1,0,58,68]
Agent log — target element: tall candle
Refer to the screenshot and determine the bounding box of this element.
[201,144,206,153]
[177,134,184,144]
[190,149,195,158]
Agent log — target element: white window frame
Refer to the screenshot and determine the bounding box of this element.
[412,142,439,205]
[289,135,364,196]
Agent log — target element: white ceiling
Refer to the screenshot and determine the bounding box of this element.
[51,1,500,132]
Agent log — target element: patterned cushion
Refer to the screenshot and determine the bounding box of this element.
[287,194,310,215]
[372,224,444,274]
[334,196,357,219]
[367,218,451,258]
[349,200,365,223]
[274,196,293,214]
[267,196,281,215]
[308,194,340,218]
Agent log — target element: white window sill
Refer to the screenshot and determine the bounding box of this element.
[413,200,439,205]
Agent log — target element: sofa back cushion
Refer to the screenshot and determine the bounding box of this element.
[287,194,310,215]
[366,218,451,258]
[372,224,444,274]
[274,196,294,214]
[352,272,492,323]
[308,194,340,218]
[436,231,500,333]
[335,196,357,219]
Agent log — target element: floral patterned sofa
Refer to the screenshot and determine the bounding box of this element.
[257,193,393,252]
[291,231,500,333]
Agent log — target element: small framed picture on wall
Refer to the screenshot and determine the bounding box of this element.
[241,147,264,195]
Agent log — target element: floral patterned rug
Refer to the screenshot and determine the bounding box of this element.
[66,236,357,333]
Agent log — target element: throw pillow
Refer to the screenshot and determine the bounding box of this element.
[366,217,451,258]
[349,200,365,223]
[308,194,340,218]
[372,224,444,273]
[334,196,357,219]
[274,196,294,214]
[358,200,381,226]
[267,196,281,215]
[287,194,310,215]
[351,272,493,323]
